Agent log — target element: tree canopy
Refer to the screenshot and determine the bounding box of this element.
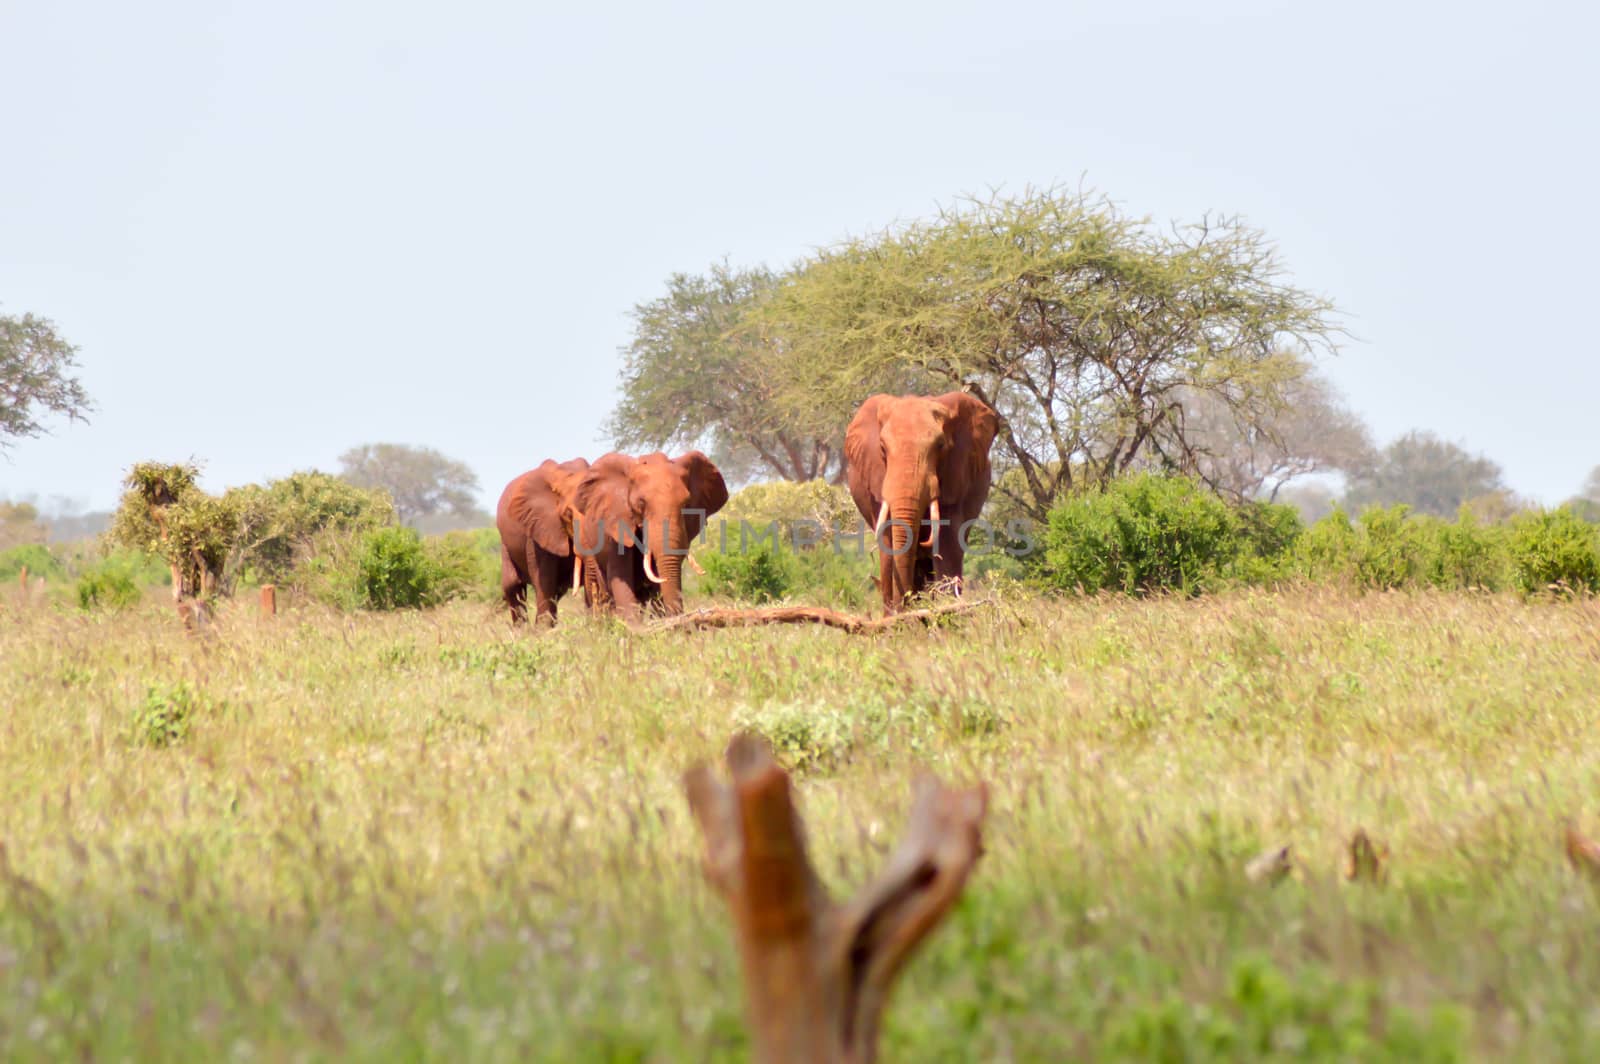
[337,443,483,528]
[1343,431,1508,518]
[1,311,92,447]
[606,264,928,484]
[754,187,1344,519]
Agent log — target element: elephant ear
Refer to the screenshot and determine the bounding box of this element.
[575,453,641,543]
[676,451,729,538]
[844,394,891,524]
[934,391,999,513]
[507,463,573,557]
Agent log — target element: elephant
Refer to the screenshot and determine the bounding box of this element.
[495,457,590,625]
[844,391,998,613]
[571,450,729,620]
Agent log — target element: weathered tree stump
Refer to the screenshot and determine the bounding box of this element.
[684,734,988,1064]
[260,584,277,616]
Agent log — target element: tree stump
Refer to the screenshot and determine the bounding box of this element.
[260,584,277,616]
[684,734,988,1064]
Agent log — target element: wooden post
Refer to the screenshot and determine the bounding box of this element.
[260,584,277,616]
[17,565,27,603]
[685,734,988,1064]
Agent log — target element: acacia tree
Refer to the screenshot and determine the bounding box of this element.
[758,187,1343,520]
[337,443,482,527]
[1,311,92,447]
[607,263,930,484]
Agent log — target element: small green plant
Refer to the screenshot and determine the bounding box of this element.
[1508,507,1600,593]
[75,557,145,611]
[134,683,205,748]
[439,642,543,681]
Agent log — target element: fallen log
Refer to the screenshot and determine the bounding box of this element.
[685,733,988,1064]
[648,597,992,634]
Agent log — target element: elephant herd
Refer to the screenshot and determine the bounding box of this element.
[495,391,998,625]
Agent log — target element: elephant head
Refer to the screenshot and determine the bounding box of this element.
[574,450,729,616]
[845,392,998,610]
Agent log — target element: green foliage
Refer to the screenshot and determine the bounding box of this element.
[301,526,486,611]
[133,683,206,748]
[700,543,793,604]
[717,479,859,546]
[1422,509,1512,590]
[0,542,63,582]
[227,471,394,584]
[1038,474,1242,595]
[759,185,1341,519]
[607,263,889,482]
[439,641,543,681]
[0,310,92,444]
[1507,507,1600,592]
[108,462,234,599]
[353,527,448,610]
[74,556,147,611]
[1104,955,1467,1061]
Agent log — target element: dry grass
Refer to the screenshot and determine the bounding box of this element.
[3,586,1600,1060]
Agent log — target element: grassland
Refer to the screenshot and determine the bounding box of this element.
[3,586,1600,1061]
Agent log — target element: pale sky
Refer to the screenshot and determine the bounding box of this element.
[3,0,1596,513]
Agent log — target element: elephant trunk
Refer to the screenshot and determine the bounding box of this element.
[882,461,938,611]
[642,514,688,615]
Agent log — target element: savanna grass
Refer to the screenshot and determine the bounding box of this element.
[3,586,1600,1060]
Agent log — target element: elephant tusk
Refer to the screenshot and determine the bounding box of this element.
[874,500,889,537]
[921,499,941,552]
[572,554,584,593]
[687,552,705,576]
[642,546,665,584]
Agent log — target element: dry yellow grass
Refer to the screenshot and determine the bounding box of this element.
[3,586,1600,1059]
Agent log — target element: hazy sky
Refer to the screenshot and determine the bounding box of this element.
[3,0,1596,512]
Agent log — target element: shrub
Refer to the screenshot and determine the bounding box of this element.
[1508,507,1600,593]
[353,527,447,610]
[0,542,63,583]
[134,682,205,748]
[75,555,148,610]
[1037,474,1239,595]
[1353,505,1428,590]
[700,543,793,604]
[1422,508,1511,590]
[226,471,395,585]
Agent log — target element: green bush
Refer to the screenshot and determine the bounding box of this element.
[134,683,206,748]
[1421,509,1511,590]
[1508,507,1600,593]
[699,543,793,604]
[353,527,446,610]
[75,555,149,611]
[1037,474,1240,595]
[226,471,395,585]
[0,542,63,583]
[1353,505,1428,590]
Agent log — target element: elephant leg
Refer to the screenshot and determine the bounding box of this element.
[602,550,641,621]
[530,548,563,625]
[934,527,966,596]
[501,543,528,625]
